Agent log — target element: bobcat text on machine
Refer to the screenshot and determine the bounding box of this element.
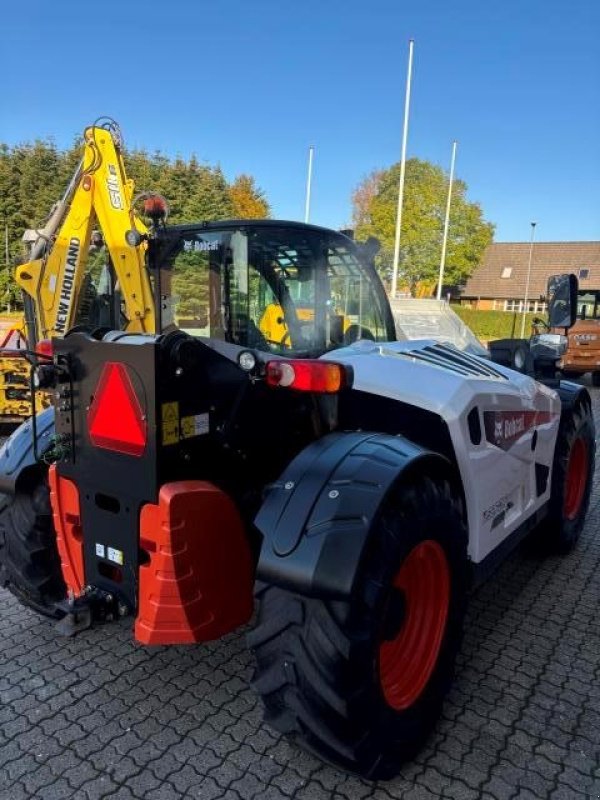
[0,119,157,424]
[0,218,594,779]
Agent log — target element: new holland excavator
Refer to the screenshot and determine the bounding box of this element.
[0,119,157,424]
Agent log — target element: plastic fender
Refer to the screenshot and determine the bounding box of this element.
[0,407,55,494]
[556,380,591,413]
[255,432,453,600]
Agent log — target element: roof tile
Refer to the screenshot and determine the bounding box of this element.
[461,242,600,299]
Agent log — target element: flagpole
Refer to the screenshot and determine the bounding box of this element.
[436,139,458,300]
[304,145,315,223]
[520,221,537,337]
[390,38,414,299]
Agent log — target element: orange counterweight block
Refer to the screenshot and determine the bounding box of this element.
[135,481,255,645]
[48,469,255,645]
[48,465,85,596]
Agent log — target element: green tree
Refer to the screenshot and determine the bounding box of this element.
[0,135,270,309]
[353,159,494,295]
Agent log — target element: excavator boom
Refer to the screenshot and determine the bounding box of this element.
[0,121,157,423]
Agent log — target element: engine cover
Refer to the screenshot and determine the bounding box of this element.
[324,339,561,564]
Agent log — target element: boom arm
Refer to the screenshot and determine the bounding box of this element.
[15,124,156,344]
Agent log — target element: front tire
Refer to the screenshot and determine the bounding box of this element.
[248,475,468,778]
[0,470,65,617]
[537,396,595,552]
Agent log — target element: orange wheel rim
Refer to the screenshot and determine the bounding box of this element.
[564,437,588,520]
[379,540,450,711]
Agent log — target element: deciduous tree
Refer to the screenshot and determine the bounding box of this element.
[353,158,494,295]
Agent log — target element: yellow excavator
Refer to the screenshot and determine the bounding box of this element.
[0,119,157,423]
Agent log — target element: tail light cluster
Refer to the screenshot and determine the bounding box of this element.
[36,339,54,358]
[85,356,349,459]
[265,359,350,394]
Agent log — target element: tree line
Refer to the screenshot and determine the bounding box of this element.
[0,136,494,305]
[0,139,269,303]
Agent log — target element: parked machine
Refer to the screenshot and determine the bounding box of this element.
[0,213,594,778]
[0,119,157,424]
[531,286,600,385]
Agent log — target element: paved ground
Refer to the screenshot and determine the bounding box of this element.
[1,387,600,800]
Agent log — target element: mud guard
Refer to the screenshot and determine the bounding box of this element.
[556,380,591,413]
[255,431,454,600]
[0,407,55,494]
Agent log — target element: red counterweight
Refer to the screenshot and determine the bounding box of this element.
[135,481,254,645]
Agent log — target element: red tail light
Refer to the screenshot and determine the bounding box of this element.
[265,359,350,393]
[36,339,53,358]
[88,363,147,456]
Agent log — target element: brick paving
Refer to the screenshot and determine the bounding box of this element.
[1,387,600,799]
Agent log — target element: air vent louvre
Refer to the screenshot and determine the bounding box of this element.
[399,343,508,380]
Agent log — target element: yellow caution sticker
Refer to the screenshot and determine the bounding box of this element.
[161,401,180,446]
[181,413,210,440]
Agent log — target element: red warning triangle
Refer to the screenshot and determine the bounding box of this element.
[88,362,147,456]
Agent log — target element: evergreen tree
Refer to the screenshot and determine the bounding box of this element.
[0,136,270,307]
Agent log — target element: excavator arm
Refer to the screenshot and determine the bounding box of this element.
[15,122,156,345]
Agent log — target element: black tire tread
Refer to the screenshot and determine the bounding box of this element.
[0,472,65,618]
[249,474,467,778]
[536,395,595,553]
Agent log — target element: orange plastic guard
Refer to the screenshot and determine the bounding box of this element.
[48,465,85,595]
[135,481,254,645]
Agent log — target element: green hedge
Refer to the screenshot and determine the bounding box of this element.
[451,306,541,342]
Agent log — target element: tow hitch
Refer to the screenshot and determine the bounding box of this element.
[55,586,127,637]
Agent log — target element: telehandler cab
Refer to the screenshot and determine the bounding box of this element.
[0,219,594,778]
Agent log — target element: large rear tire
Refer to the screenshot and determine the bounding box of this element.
[248,475,468,779]
[536,396,595,553]
[0,470,65,618]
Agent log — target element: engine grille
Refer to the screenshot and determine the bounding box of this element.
[398,342,508,379]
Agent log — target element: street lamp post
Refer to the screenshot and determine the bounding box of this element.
[520,221,537,338]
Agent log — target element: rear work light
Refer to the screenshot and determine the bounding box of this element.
[88,362,147,456]
[35,339,53,359]
[265,359,351,393]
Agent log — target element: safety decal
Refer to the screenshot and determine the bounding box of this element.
[162,401,180,446]
[107,547,124,566]
[181,413,209,439]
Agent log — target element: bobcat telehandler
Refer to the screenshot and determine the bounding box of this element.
[0,119,156,424]
[0,209,594,777]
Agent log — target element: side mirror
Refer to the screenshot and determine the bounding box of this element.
[357,236,381,260]
[547,273,578,330]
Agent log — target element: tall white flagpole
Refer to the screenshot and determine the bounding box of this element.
[520,221,537,337]
[437,139,458,300]
[390,38,414,299]
[304,146,315,223]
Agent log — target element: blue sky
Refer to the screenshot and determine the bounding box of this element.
[2,0,598,242]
